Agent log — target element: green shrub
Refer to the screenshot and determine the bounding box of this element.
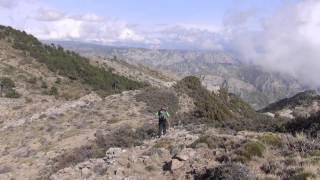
[239,141,265,160]
[48,86,58,96]
[41,81,48,89]
[5,89,21,98]
[190,135,222,149]
[174,76,233,121]
[282,112,320,138]
[0,77,15,88]
[311,150,320,157]
[55,78,61,84]
[292,172,315,180]
[258,133,283,147]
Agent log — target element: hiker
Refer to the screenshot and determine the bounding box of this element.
[112,80,119,90]
[0,82,3,97]
[155,107,170,137]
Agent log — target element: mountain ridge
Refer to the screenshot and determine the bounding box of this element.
[50,40,309,109]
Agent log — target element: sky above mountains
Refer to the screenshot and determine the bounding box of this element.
[1,0,320,87]
[0,0,287,49]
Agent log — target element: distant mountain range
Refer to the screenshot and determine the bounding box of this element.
[49,40,311,109]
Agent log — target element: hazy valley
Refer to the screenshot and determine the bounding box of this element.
[53,41,311,110]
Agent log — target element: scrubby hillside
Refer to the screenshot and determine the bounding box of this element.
[1,26,319,180]
[260,90,320,119]
[172,76,281,132]
[283,112,320,138]
[27,77,320,180]
[0,25,146,97]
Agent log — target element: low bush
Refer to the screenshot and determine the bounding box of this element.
[55,78,61,84]
[291,172,315,180]
[194,163,252,180]
[5,89,21,98]
[282,112,320,138]
[48,86,59,96]
[41,81,48,89]
[259,133,283,147]
[238,141,265,161]
[0,77,21,98]
[0,77,15,88]
[189,135,228,149]
[311,150,320,157]
[135,123,158,140]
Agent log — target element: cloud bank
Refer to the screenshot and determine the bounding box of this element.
[227,0,320,87]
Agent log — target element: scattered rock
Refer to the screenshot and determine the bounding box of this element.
[263,112,275,118]
[104,147,123,165]
[174,148,195,161]
[81,167,91,177]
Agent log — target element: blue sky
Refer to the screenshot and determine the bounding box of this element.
[45,0,285,26]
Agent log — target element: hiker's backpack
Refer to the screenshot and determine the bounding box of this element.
[159,110,166,120]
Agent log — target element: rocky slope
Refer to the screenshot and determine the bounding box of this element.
[51,41,309,109]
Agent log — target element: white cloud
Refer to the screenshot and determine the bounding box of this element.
[227,0,320,87]
[35,8,65,21]
[150,25,224,50]
[29,15,145,44]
